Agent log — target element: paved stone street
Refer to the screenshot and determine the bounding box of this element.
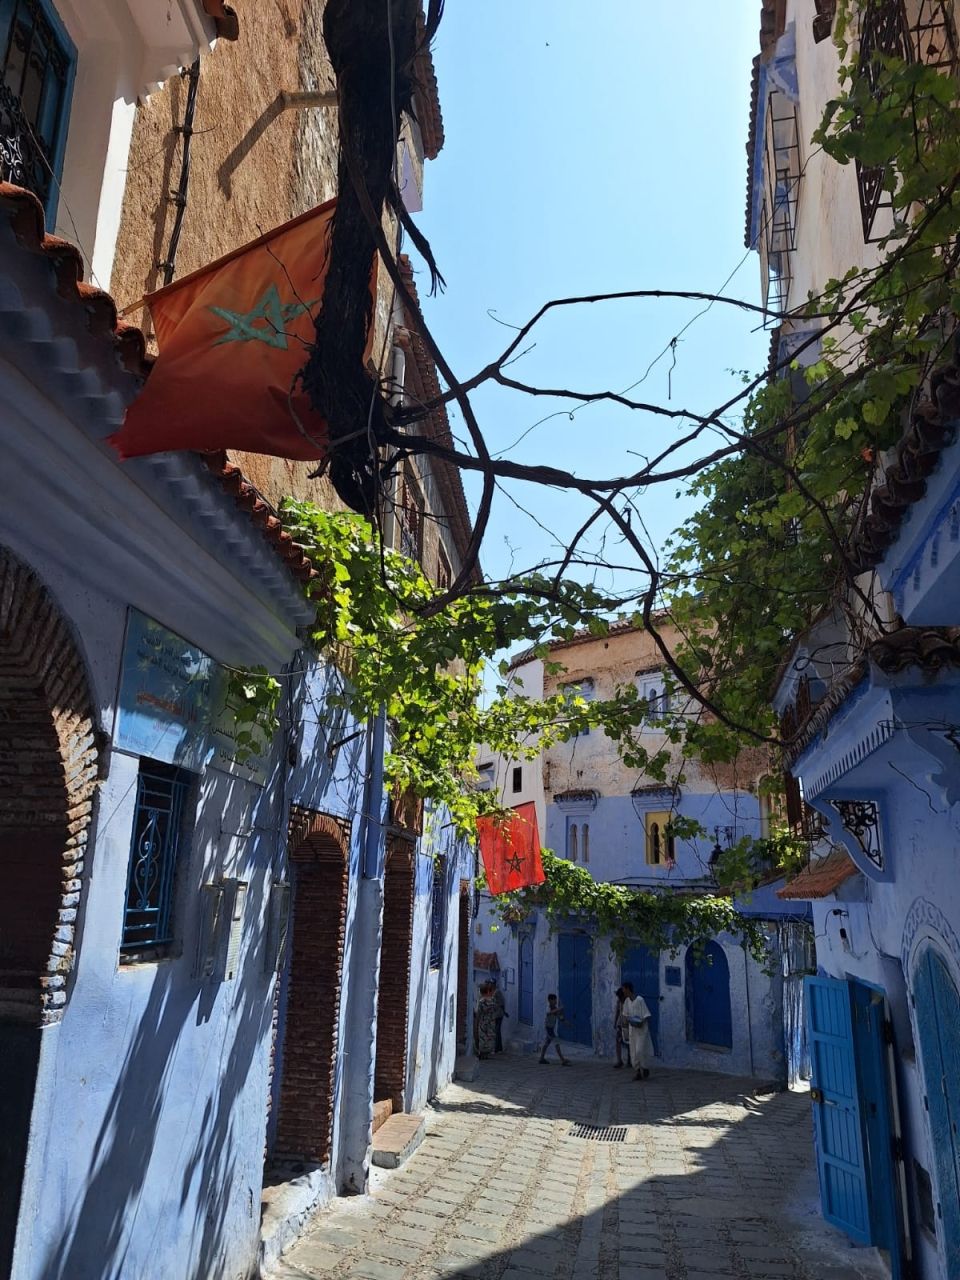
[268,1055,887,1280]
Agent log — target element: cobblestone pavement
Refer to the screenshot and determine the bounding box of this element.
[267,1054,888,1280]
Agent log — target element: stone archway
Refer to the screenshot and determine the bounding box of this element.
[272,807,350,1166]
[0,546,100,1272]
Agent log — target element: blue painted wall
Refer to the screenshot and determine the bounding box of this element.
[4,544,471,1280]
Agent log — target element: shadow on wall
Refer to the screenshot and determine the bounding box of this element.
[39,694,367,1280]
[422,1060,883,1280]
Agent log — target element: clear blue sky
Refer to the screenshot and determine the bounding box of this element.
[415,1,769,600]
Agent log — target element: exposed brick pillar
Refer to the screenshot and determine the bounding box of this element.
[273,808,350,1165]
[374,837,414,1112]
[0,546,99,1022]
[456,882,470,1049]
[0,546,100,1277]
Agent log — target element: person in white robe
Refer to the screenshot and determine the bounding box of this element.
[620,982,654,1079]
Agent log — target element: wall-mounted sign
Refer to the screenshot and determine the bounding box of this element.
[114,609,269,785]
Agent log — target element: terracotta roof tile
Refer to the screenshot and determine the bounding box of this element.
[0,183,317,589]
[777,846,858,899]
[412,7,444,160]
[849,367,960,571]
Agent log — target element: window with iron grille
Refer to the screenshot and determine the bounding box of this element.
[855,0,959,241]
[0,0,76,221]
[121,758,192,957]
[436,542,452,592]
[396,464,424,563]
[429,855,446,968]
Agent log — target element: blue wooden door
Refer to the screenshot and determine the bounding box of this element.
[557,932,593,1045]
[518,932,534,1025]
[621,945,660,1054]
[685,940,732,1048]
[806,976,871,1244]
[849,982,903,1278]
[914,946,960,1277]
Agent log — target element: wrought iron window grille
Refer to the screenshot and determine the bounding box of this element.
[855,0,959,242]
[429,854,446,968]
[121,760,192,955]
[759,89,802,319]
[0,0,75,217]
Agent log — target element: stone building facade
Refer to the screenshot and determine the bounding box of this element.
[748,2,960,1277]
[475,622,798,1085]
[0,3,473,1277]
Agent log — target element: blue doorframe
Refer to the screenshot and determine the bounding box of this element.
[685,940,732,1049]
[518,932,533,1025]
[557,932,593,1046]
[914,945,960,1278]
[806,975,906,1275]
[621,944,660,1055]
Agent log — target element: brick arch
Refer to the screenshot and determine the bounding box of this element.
[272,806,351,1164]
[374,837,415,1112]
[0,546,100,1025]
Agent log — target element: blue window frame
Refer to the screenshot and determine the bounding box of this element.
[121,759,192,955]
[429,855,446,969]
[0,0,76,223]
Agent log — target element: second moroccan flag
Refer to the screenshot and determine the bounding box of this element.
[111,198,374,460]
[476,802,545,896]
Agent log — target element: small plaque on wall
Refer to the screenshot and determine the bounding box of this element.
[664,966,682,988]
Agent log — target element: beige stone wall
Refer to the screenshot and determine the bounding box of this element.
[542,626,770,799]
[110,0,379,516]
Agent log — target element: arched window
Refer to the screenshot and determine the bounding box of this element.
[582,824,590,863]
[567,821,578,861]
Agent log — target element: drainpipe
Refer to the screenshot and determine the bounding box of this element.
[336,710,388,1192]
[743,944,755,1078]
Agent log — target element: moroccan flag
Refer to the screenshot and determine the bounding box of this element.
[110,198,375,460]
[476,802,545,896]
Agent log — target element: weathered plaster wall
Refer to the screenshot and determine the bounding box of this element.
[405,812,473,1113]
[473,904,785,1082]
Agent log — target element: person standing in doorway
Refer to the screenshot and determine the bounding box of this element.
[476,982,498,1059]
[539,993,569,1065]
[492,981,506,1053]
[620,981,654,1080]
[614,985,631,1068]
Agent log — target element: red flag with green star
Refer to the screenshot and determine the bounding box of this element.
[110,198,376,460]
[476,802,545,896]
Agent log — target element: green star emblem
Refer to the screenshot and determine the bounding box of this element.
[506,853,524,875]
[209,284,316,351]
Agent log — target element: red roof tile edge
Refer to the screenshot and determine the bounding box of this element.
[412,7,444,160]
[0,183,316,588]
[777,847,858,899]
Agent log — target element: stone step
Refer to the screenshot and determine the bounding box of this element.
[370,1112,425,1169]
[371,1097,393,1134]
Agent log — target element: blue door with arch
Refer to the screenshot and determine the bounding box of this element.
[557,932,593,1045]
[685,940,732,1048]
[621,944,660,1054]
[518,931,534,1025]
[914,945,960,1277]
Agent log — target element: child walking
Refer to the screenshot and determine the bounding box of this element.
[539,993,570,1065]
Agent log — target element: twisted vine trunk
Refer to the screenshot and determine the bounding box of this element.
[303,0,419,512]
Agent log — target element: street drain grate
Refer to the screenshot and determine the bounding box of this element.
[568,1123,628,1143]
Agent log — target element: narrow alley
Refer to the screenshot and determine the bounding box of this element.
[268,1056,886,1280]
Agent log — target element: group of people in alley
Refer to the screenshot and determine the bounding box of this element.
[474,981,654,1077]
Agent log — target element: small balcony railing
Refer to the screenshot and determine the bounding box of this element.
[856,0,959,241]
[0,80,52,207]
